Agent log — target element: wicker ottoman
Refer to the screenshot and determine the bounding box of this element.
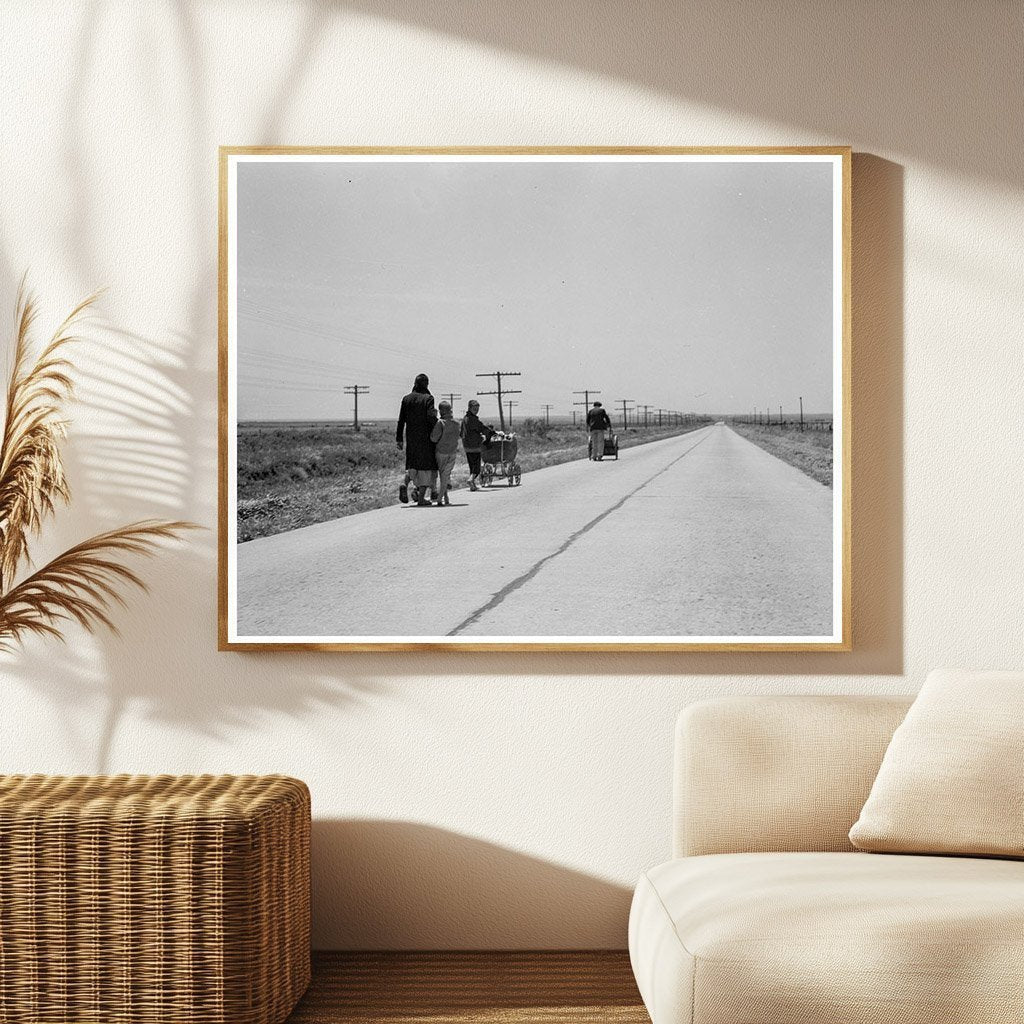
[0,774,310,1024]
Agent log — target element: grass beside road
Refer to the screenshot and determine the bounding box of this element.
[236,418,712,541]
[728,421,833,488]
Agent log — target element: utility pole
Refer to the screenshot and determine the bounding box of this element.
[442,392,462,408]
[616,399,634,430]
[541,404,554,426]
[657,408,665,427]
[638,404,652,428]
[476,371,522,431]
[506,400,518,428]
[799,396,804,431]
[343,384,369,432]
[572,389,601,429]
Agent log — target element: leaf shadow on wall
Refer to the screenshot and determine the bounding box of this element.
[0,0,383,772]
[337,0,1020,188]
[0,319,385,773]
[311,819,634,949]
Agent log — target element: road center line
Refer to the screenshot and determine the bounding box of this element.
[446,428,716,635]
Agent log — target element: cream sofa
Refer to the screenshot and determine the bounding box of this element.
[628,695,1024,1024]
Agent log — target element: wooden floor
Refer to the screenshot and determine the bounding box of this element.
[287,952,649,1023]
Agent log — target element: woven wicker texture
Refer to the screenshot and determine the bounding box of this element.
[0,774,310,1024]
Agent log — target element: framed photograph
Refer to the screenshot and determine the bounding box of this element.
[219,147,850,651]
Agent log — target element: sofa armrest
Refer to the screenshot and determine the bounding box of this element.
[674,695,913,857]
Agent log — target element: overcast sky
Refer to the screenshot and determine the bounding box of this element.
[235,156,836,422]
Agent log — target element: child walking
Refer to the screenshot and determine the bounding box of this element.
[430,401,461,506]
[459,399,495,491]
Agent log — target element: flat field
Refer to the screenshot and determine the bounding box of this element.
[236,417,711,541]
[728,419,833,487]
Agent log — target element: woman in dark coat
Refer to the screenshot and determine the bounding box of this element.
[396,373,438,505]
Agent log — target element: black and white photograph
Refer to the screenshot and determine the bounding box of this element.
[220,148,849,649]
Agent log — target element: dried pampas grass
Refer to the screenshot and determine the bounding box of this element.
[0,280,196,650]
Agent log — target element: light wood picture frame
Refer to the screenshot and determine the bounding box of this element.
[219,147,851,652]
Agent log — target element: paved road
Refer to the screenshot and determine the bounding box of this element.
[235,424,834,640]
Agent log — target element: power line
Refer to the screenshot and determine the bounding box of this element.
[572,389,601,429]
[238,377,344,394]
[476,370,522,431]
[239,360,438,394]
[616,399,635,430]
[343,385,370,432]
[237,299,473,377]
[240,349,471,393]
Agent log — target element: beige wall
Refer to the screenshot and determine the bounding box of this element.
[1,1,1021,948]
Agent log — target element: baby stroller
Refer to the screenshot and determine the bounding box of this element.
[480,432,522,487]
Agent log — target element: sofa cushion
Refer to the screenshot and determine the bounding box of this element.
[675,695,912,857]
[849,668,1024,857]
[629,852,1024,1024]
